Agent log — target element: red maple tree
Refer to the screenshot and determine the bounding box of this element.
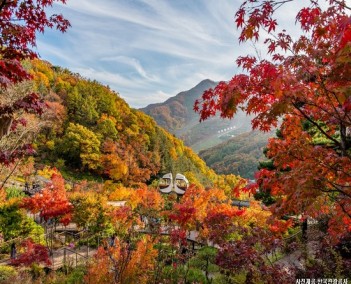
[195,0,351,241]
[10,238,51,267]
[0,0,69,86]
[21,173,72,225]
[0,0,70,164]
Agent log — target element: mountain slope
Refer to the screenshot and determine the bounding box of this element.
[199,131,274,179]
[28,60,240,188]
[141,79,252,152]
[141,79,215,130]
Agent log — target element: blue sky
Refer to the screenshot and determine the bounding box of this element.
[35,0,300,108]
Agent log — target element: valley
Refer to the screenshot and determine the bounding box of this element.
[141,79,254,152]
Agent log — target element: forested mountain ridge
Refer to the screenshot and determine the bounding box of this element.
[28,60,240,188]
[199,131,275,179]
[141,79,252,152]
[141,79,217,130]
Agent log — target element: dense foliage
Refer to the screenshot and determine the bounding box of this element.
[195,0,351,242]
[199,131,274,179]
[0,0,69,166]
[26,59,240,189]
[2,0,351,283]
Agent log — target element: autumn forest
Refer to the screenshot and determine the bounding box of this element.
[1,1,351,283]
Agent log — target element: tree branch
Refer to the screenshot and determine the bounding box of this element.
[292,102,342,148]
[0,0,8,13]
[333,0,351,11]
[0,158,21,190]
[336,199,351,218]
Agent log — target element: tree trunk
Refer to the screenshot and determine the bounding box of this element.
[10,242,16,259]
[0,115,13,138]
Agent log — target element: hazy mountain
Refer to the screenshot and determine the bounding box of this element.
[199,131,275,179]
[141,79,253,152]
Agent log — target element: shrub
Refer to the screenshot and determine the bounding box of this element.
[0,265,17,281]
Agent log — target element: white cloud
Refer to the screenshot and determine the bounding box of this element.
[36,41,75,64]
[39,0,308,108]
[72,67,130,87]
[101,56,158,81]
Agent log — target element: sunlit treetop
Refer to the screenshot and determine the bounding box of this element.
[0,0,70,86]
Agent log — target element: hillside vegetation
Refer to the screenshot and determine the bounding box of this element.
[199,131,274,179]
[28,60,240,188]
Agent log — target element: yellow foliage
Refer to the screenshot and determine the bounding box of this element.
[98,113,117,124]
[106,184,163,212]
[31,59,54,81]
[69,191,109,229]
[169,147,178,160]
[102,180,117,193]
[37,166,58,179]
[214,174,244,197]
[0,189,6,205]
[34,71,50,88]
[109,161,128,180]
[108,186,133,201]
[45,140,55,150]
[64,183,72,191]
[239,200,271,228]
[183,171,203,188]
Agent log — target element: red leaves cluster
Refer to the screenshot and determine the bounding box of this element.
[10,239,51,267]
[195,1,351,130]
[21,173,72,225]
[268,219,293,235]
[169,228,188,247]
[169,201,196,228]
[296,7,321,32]
[195,0,351,243]
[339,21,351,50]
[0,0,70,87]
[204,206,245,244]
[0,93,46,119]
[232,178,248,197]
[195,59,284,132]
[235,1,277,43]
[0,0,70,153]
[0,144,35,165]
[0,60,31,86]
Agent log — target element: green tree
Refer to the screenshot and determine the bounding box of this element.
[66,86,99,126]
[0,202,44,253]
[60,123,101,170]
[97,116,118,140]
[189,246,219,283]
[70,192,112,235]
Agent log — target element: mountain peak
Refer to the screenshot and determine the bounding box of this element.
[194,79,217,89]
[140,80,218,130]
[140,79,252,152]
[179,79,217,97]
